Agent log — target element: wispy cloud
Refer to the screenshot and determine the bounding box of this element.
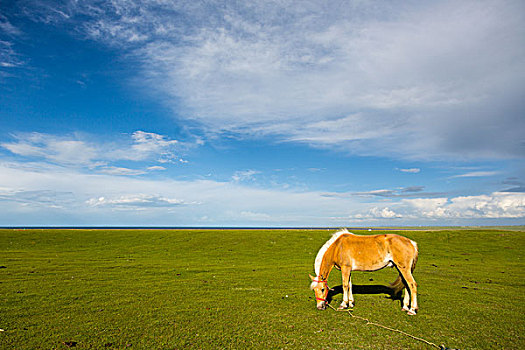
[500,177,525,193]
[108,131,181,163]
[500,186,525,193]
[399,168,421,174]
[17,0,525,161]
[1,133,99,166]
[0,14,22,36]
[1,131,187,174]
[450,171,500,178]
[0,13,25,74]
[0,188,75,209]
[325,186,443,199]
[0,39,24,70]
[97,167,146,176]
[147,166,166,171]
[232,170,260,183]
[401,186,425,193]
[86,194,186,209]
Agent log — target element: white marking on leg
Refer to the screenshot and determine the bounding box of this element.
[403,288,410,310]
[412,289,418,311]
[348,274,354,307]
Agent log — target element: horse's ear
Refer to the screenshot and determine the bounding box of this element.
[309,274,316,281]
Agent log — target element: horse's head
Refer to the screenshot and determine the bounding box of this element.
[309,274,329,310]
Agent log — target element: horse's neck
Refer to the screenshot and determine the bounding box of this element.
[318,244,337,280]
[318,263,333,281]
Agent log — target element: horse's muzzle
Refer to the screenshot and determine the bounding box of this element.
[317,302,327,310]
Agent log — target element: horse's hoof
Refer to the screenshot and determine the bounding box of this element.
[407,309,417,316]
[402,306,410,312]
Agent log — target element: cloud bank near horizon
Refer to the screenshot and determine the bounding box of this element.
[0,146,523,226]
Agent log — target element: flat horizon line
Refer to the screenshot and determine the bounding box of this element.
[1,225,524,231]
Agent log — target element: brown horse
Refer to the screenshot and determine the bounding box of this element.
[309,229,419,315]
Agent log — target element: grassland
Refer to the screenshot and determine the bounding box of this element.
[1,228,524,349]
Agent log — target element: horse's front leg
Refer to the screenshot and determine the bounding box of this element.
[339,266,354,310]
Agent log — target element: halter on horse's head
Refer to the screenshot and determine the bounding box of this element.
[309,274,329,310]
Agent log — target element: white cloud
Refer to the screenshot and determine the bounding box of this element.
[239,211,271,221]
[102,131,181,163]
[1,39,24,71]
[450,171,500,178]
[0,15,24,72]
[401,198,450,218]
[354,207,403,219]
[1,133,99,166]
[136,0,525,160]
[1,131,185,172]
[97,166,146,176]
[353,189,396,198]
[232,170,260,183]
[443,193,525,219]
[399,168,421,174]
[147,166,166,171]
[127,131,178,161]
[352,193,525,221]
[340,186,440,199]
[0,188,75,209]
[18,0,525,160]
[86,194,185,209]
[0,14,22,36]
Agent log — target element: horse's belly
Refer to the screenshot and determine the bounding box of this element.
[352,258,391,271]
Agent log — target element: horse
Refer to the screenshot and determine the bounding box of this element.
[309,228,419,315]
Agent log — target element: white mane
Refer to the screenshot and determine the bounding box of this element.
[313,228,351,278]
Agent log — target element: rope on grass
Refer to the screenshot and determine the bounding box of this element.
[326,303,457,350]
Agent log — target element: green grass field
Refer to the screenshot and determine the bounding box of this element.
[1,228,524,349]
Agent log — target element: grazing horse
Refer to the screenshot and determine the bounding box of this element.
[309,229,419,315]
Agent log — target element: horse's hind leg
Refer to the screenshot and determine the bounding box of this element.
[397,275,410,312]
[398,267,418,315]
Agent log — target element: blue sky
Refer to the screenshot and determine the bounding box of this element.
[1,0,524,226]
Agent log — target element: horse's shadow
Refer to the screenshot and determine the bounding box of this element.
[327,284,402,304]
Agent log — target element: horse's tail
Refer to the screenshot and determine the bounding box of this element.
[390,275,405,294]
[411,240,418,273]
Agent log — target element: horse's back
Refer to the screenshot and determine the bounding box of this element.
[340,233,386,248]
[340,233,414,250]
